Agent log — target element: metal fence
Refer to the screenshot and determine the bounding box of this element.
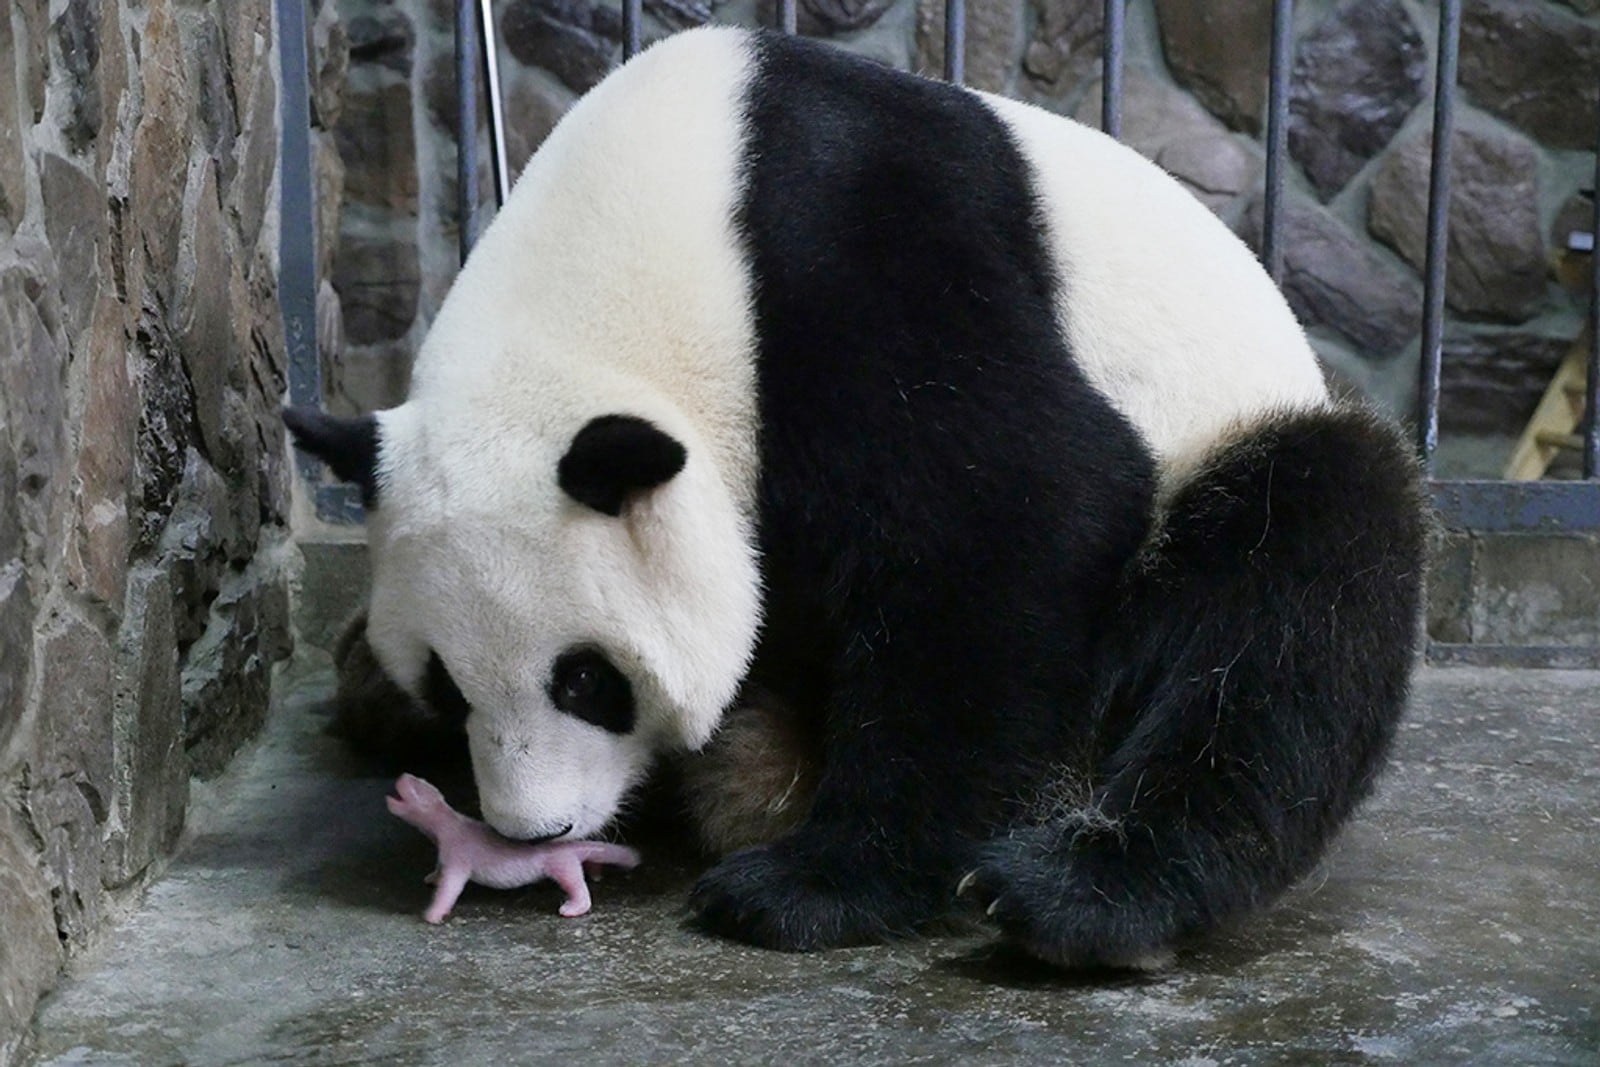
[279,0,1600,534]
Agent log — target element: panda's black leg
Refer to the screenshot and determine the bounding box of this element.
[960,407,1426,968]
[690,588,1069,950]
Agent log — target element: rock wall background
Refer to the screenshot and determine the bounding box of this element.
[323,0,1598,474]
[0,1,329,1056]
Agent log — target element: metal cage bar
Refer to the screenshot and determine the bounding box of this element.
[1100,0,1124,138]
[777,0,797,35]
[943,0,965,84]
[1587,112,1600,479]
[1260,0,1293,284]
[455,0,480,264]
[623,0,643,59]
[479,0,511,207]
[1417,0,1461,476]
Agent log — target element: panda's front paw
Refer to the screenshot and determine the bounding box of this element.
[689,839,905,951]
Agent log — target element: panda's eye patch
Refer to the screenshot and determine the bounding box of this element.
[424,651,472,726]
[548,648,634,735]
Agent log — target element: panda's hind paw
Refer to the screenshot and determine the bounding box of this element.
[964,829,1178,973]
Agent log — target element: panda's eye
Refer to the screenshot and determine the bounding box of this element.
[548,648,634,735]
[423,651,472,726]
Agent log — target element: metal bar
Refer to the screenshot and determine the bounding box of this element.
[478,0,510,207]
[943,0,965,84]
[1101,0,1123,138]
[777,0,797,34]
[623,0,643,59]
[456,0,480,263]
[1417,0,1461,475]
[1587,106,1599,479]
[1261,0,1293,284]
[278,0,362,522]
[1430,480,1600,532]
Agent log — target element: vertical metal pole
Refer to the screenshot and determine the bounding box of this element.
[456,0,480,264]
[1261,0,1293,285]
[1417,0,1461,475]
[478,0,510,207]
[777,0,797,34]
[944,0,965,84]
[1101,0,1123,139]
[623,0,642,59]
[277,0,318,412]
[1586,98,1600,479]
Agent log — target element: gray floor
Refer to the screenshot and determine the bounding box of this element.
[22,663,1600,1066]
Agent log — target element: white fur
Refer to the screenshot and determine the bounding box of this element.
[361,29,764,841]
[979,93,1330,470]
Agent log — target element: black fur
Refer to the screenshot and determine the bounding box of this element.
[548,648,636,735]
[962,406,1426,966]
[558,414,687,516]
[283,407,382,506]
[690,33,1157,950]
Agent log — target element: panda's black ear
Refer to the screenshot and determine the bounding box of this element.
[283,407,382,506]
[558,415,687,516]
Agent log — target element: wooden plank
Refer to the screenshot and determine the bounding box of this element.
[1503,326,1591,480]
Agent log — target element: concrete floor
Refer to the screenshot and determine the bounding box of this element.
[21,663,1600,1065]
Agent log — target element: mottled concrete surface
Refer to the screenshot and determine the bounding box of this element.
[22,664,1600,1066]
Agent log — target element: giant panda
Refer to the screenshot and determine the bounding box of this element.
[286,26,1426,967]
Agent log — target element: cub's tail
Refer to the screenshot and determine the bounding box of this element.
[966,404,1427,968]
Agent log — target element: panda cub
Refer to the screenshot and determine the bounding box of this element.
[287,27,1426,967]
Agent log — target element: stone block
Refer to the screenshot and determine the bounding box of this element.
[0,8,27,230]
[230,46,279,255]
[1368,126,1546,324]
[132,324,198,553]
[1461,0,1599,152]
[1426,527,1474,645]
[1022,0,1100,92]
[502,0,621,95]
[183,11,239,190]
[1241,193,1421,359]
[915,0,1023,93]
[130,0,192,292]
[1289,0,1425,201]
[39,149,107,338]
[500,67,574,180]
[346,7,415,75]
[181,556,293,780]
[0,561,33,756]
[27,609,116,948]
[0,264,70,561]
[314,131,346,281]
[1070,69,1262,214]
[332,228,421,346]
[1471,534,1600,647]
[105,566,187,886]
[1439,331,1572,435]
[334,70,419,215]
[51,0,102,152]
[160,447,243,649]
[1154,0,1272,134]
[66,295,136,614]
[311,0,349,130]
[0,799,62,1058]
[800,0,896,36]
[175,157,241,462]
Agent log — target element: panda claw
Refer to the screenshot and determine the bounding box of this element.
[956,869,979,898]
[985,897,1002,917]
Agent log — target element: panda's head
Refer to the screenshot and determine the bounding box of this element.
[284,399,761,842]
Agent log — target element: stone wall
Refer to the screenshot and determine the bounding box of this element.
[323,0,1598,475]
[0,1,310,1057]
